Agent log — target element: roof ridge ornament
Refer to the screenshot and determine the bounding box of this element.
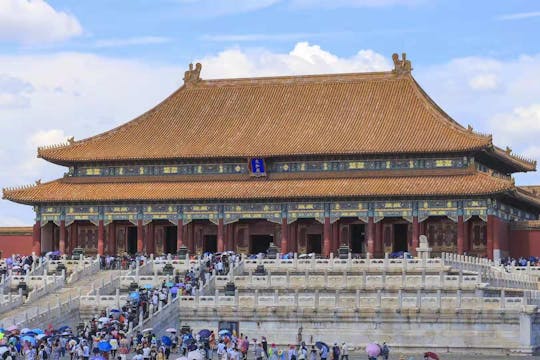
[392,52,412,75]
[183,63,202,85]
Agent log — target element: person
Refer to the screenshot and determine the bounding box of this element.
[308,346,317,360]
[254,342,264,360]
[261,337,268,358]
[331,344,339,360]
[319,345,328,360]
[381,343,389,360]
[287,345,297,360]
[339,343,348,360]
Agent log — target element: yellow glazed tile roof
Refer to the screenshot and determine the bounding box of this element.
[38,70,492,164]
[3,172,513,205]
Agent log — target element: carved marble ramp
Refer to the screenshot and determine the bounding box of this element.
[0,269,113,329]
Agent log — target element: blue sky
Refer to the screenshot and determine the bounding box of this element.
[1,0,540,225]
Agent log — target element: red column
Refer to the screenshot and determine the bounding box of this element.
[59,220,66,255]
[411,216,419,255]
[486,215,494,259]
[97,220,105,255]
[217,218,224,252]
[33,221,41,255]
[463,219,470,254]
[71,222,78,252]
[367,217,375,255]
[137,219,144,254]
[457,215,464,255]
[108,222,116,255]
[280,218,288,253]
[147,223,155,255]
[323,217,331,257]
[177,219,184,250]
[375,221,383,257]
[492,216,502,261]
[332,221,339,254]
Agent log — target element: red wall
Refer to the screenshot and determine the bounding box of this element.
[0,234,33,258]
[510,229,540,258]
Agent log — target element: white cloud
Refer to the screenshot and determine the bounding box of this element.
[198,42,390,78]
[468,73,499,91]
[0,0,82,44]
[0,52,181,224]
[497,11,540,21]
[490,104,540,145]
[94,36,172,48]
[0,74,34,108]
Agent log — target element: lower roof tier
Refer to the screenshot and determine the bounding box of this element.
[2,172,520,205]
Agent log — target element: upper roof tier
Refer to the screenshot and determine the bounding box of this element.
[36,54,532,171]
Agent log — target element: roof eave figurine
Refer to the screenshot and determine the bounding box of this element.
[392,52,412,75]
[183,62,202,85]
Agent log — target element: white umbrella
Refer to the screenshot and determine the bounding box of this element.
[142,328,153,333]
[187,350,203,360]
[20,328,31,334]
[166,328,177,333]
[36,334,46,340]
[0,346,8,355]
[98,317,109,323]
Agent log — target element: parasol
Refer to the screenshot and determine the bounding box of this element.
[98,341,112,352]
[315,342,329,352]
[166,328,177,333]
[365,343,380,357]
[161,336,172,346]
[198,329,211,338]
[424,352,439,360]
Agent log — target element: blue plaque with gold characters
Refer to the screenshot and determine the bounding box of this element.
[249,158,266,177]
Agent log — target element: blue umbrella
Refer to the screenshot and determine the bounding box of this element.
[21,336,36,345]
[58,326,70,332]
[315,342,329,352]
[198,329,211,338]
[23,332,36,337]
[110,309,121,313]
[144,284,153,289]
[218,329,231,336]
[31,329,44,334]
[161,336,172,346]
[98,341,112,352]
[129,292,140,300]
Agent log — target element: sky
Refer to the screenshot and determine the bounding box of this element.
[1,0,540,225]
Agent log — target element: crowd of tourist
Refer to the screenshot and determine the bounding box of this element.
[0,255,38,276]
[500,255,540,267]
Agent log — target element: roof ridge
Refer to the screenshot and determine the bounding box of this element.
[407,76,492,147]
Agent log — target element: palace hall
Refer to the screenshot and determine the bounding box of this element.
[3,53,540,260]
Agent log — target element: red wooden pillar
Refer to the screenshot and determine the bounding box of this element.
[59,220,66,255]
[323,217,331,257]
[177,219,184,249]
[367,217,375,255]
[71,222,78,252]
[492,216,501,261]
[463,219,470,254]
[147,223,155,255]
[280,218,288,254]
[108,222,116,255]
[457,215,464,255]
[97,220,105,256]
[217,218,224,252]
[137,219,144,254]
[33,221,41,255]
[188,223,195,253]
[411,216,419,255]
[375,221,383,257]
[486,215,494,259]
[332,221,339,254]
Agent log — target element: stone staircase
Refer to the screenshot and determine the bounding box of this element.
[0,269,114,328]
